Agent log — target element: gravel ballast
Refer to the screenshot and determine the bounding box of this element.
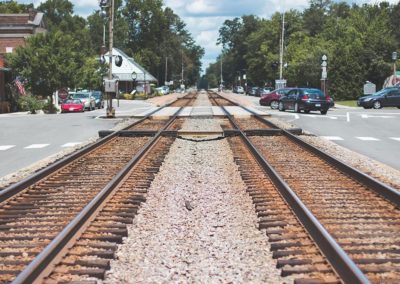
[103,116,283,283]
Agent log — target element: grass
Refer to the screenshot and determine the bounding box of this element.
[336,100,358,107]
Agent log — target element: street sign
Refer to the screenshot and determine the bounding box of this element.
[363,82,376,95]
[275,79,287,89]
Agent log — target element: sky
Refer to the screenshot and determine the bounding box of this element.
[21,0,400,72]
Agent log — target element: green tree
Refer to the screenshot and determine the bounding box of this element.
[0,0,33,13]
[6,31,87,101]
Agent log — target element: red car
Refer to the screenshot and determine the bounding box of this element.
[61,99,85,113]
[259,88,294,109]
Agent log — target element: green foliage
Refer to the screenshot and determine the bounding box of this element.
[18,95,43,114]
[207,1,400,101]
[0,1,33,13]
[42,99,58,114]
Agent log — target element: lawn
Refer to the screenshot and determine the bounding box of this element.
[336,100,358,107]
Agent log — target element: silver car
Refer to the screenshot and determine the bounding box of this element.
[72,92,96,110]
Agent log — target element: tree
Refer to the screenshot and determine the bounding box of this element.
[6,31,89,101]
[0,1,33,13]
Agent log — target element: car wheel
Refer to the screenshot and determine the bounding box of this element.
[278,102,285,111]
[373,100,382,109]
[320,110,327,115]
[270,100,279,110]
[304,110,310,114]
[294,102,300,113]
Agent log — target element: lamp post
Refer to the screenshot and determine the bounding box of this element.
[392,52,397,85]
[321,54,328,96]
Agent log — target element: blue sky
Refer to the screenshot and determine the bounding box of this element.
[20,0,400,71]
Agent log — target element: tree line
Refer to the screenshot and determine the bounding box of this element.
[4,0,204,100]
[205,0,400,100]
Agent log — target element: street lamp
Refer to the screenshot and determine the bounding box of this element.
[321,55,328,96]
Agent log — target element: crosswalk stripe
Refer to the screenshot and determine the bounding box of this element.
[61,142,82,148]
[0,145,16,151]
[321,136,344,141]
[24,144,50,149]
[356,137,380,141]
[390,137,400,142]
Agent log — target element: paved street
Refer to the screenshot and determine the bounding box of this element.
[1,95,399,181]
[0,100,157,179]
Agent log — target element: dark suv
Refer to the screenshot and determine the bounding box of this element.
[278,88,330,115]
[259,88,294,109]
[357,87,400,109]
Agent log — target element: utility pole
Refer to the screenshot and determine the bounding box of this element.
[279,12,285,80]
[220,57,223,87]
[106,0,115,117]
[181,50,184,89]
[165,57,168,86]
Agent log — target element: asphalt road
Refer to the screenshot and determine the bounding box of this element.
[1,95,399,181]
[0,99,156,179]
[242,94,400,170]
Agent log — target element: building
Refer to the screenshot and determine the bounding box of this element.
[104,48,157,94]
[0,10,46,113]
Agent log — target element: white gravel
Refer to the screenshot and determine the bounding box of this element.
[103,117,283,283]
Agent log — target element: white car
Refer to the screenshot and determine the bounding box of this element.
[72,92,96,110]
[156,86,170,95]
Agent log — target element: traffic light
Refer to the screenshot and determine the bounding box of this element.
[271,62,278,70]
[99,0,108,8]
[115,55,123,67]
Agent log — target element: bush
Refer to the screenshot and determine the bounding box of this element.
[42,99,58,114]
[18,95,43,114]
[121,93,134,100]
[134,92,148,100]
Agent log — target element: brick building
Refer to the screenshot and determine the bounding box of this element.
[0,10,46,113]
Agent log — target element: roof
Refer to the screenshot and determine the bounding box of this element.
[104,48,157,82]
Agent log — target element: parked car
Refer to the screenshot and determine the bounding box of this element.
[92,91,105,109]
[255,87,272,97]
[259,88,294,109]
[233,86,245,94]
[247,87,259,96]
[278,88,330,115]
[357,87,400,109]
[61,99,85,113]
[156,86,170,95]
[72,92,96,110]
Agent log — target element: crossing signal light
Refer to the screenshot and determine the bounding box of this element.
[115,55,123,67]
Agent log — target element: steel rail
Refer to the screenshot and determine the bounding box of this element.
[210,94,369,283]
[0,93,186,204]
[12,105,185,284]
[213,91,400,207]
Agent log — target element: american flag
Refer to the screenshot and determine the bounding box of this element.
[14,77,26,96]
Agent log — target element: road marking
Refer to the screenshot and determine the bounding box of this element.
[321,136,344,141]
[294,114,300,119]
[346,112,350,122]
[61,142,82,148]
[356,137,380,141]
[24,144,50,149]
[0,145,16,151]
[390,137,400,142]
[361,114,396,119]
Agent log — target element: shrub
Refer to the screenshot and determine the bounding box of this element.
[134,92,148,100]
[42,99,58,114]
[18,95,43,114]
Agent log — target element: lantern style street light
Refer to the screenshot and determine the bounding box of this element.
[321,55,328,96]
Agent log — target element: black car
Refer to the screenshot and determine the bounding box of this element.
[278,88,330,115]
[357,87,400,109]
[247,87,259,96]
[92,91,105,109]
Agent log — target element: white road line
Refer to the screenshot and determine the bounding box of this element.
[61,142,82,148]
[356,137,380,141]
[321,136,344,141]
[390,137,400,142]
[346,112,350,122]
[24,144,50,149]
[0,145,16,151]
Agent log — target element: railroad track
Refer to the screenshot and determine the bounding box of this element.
[0,90,399,283]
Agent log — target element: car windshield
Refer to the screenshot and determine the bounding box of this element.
[371,89,392,96]
[92,93,101,99]
[304,89,325,99]
[64,99,81,104]
[73,93,89,99]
